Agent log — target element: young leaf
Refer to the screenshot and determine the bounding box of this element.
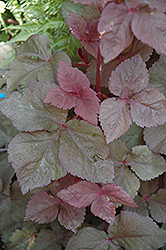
[131,10,166,56]
[45,61,99,125]
[126,145,166,180]
[57,180,136,224]
[67,12,99,58]
[98,2,134,63]
[108,211,166,249]
[144,123,166,154]
[7,35,71,91]
[130,88,166,127]
[0,82,68,132]
[148,54,166,97]
[109,54,149,99]
[8,131,67,194]
[59,119,114,183]
[99,98,132,143]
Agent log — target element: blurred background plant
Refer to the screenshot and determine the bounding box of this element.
[0,0,81,58]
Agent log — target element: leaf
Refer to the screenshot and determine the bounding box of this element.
[8,229,35,250]
[144,123,166,154]
[99,98,132,143]
[0,112,18,148]
[130,88,166,127]
[58,203,85,233]
[71,0,111,8]
[126,145,166,180]
[0,82,68,132]
[86,37,152,88]
[25,189,85,232]
[148,188,166,223]
[7,35,71,91]
[45,61,99,125]
[148,54,166,97]
[109,54,149,99]
[143,0,166,12]
[58,181,136,224]
[34,229,61,250]
[108,211,166,249]
[8,131,66,194]
[120,122,144,150]
[0,153,15,195]
[25,191,60,224]
[67,12,99,58]
[59,119,114,183]
[113,166,140,198]
[98,2,134,63]
[65,227,109,250]
[131,10,166,56]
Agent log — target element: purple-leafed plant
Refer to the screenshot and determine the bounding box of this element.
[0,0,166,249]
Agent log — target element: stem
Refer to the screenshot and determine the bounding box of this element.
[98,7,102,13]
[96,45,101,95]
[104,220,108,235]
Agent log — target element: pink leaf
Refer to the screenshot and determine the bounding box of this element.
[98,2,134,63]
[25,191,60,223]
[101,183,137,207]
[109,54,149,99]
[44,86,77,109]
[57,181,100,208]
[132,10,166,56]
[91,196,116,225]
[130,88,166,127]
[71,0,112,7]
[45,61,99,125]
[99,98,132,143]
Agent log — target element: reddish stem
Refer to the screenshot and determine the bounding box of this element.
[96,45,101,95]
[98,7,102,13]
[84,50,89,64]
[104,220,108,235]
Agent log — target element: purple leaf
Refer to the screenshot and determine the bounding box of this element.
[98,2,134,63]
[130,88,166,127]
[99,98,132,143]
[71,0,112,8]
[25,191,60,223]
[132,10,166,56]
[109,54,149,99]
[67,12,99,57]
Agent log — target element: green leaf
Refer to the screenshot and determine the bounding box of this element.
[108,211,166,249]
[148,54,166,97]
[0,82,68,132]
[62,1,85,21]
[120,122,144,150]
[59,120,113,183]
[65,227,109,250]
[123,195,149,217]
[7,34,71,91]
[34,229,61,250]
[126,145,166,180]
[144,123,166,154]
[8,131,66,194]
[7,229,35,250]
[148,188,166,223]
[0,152,15,195]
[113,165,140,198]
[0,112,18,148]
